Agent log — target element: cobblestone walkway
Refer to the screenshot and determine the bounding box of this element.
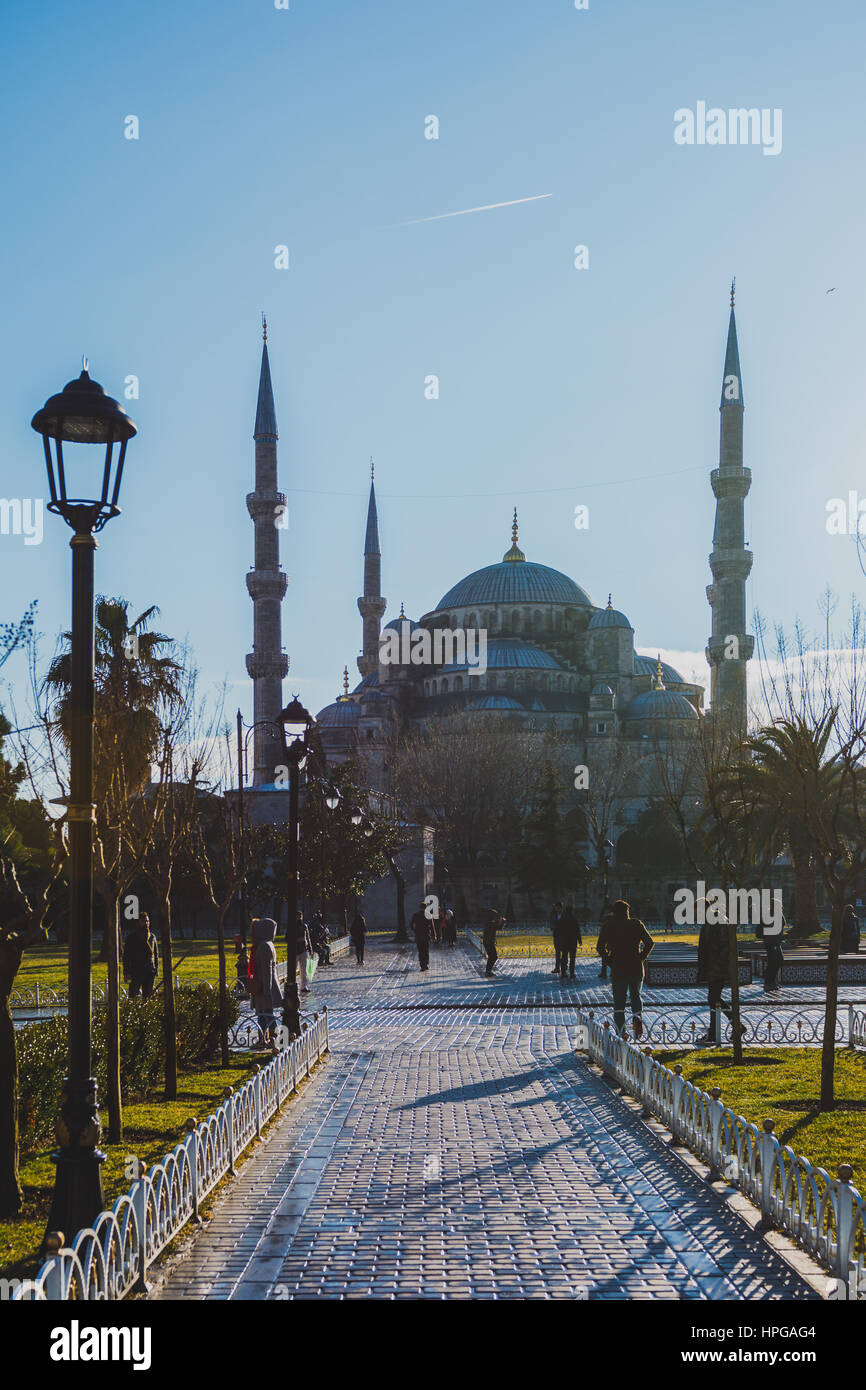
[153,942,818,1300]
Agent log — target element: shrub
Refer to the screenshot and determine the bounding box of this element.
[16,985,239,1152]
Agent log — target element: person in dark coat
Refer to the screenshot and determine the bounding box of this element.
[759,911,785,993]
[548,901,565,976]
[296,912,313,993]
[350,910,367,965]
[123,914,159,999]
[482,909,503,977]
[250,917,283,1042]
[444,907,457,947]
[841,904,861,955]
[558,904,583,980]
[596,900,653,1038]
[310,918,331,966]
[696,905,747,1044]
[410,903,431,970]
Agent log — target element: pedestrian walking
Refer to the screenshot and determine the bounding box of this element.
[444,907,457,947]
[758,911,785,993]
[549,900,565,976]
[233,938,249,997]
[596,899,653,1038]
[122,914,159,999]
[696,905,747,1045]
[296,911,313,993]
[350,910,367,965]
[841,903,861,954]
[249,917,283,1043]
[483,908,503,977]
[558,904,583,980]
[410,902,431,970]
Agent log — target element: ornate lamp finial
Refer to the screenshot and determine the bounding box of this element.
[502,507,526,564]
[730,277,736,309]
[262,312,268,343]
[607,594,612,609]
[399,602,406,619]
[342,666,349,699]
[655,655,666,691]
[370,455,375,481]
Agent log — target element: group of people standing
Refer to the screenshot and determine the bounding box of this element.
[408,902,458,970]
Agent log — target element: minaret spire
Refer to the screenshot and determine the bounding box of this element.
[706,284,754,730]
[357,462,386,676]
[246,319,288,783]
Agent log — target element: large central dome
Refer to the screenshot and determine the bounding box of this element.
[435,511,593,611]
[436,561,593,610]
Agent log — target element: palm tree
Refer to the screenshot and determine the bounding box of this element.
[45,597,182,799]
[740,717,842,938]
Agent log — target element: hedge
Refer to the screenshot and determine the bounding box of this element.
[16,985,240,1152]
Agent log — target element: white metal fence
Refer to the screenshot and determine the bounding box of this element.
[579,1010,866,1295]
[12,1009,330,1301]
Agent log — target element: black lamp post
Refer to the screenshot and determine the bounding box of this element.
[600,838,614,905]
[278,696,315,1037]
[32,362,136,1242]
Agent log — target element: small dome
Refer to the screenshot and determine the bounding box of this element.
[624,690,698,721]
[440,638,561,674]
[634,653,685,685]
[383,604,420,634]
[591,682,613,696]
[588,597,632,630]
[316,700,361,727]
[465,695,524,712]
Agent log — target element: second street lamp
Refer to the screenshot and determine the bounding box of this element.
[32,361,137,1243]
[278,696,315,1037]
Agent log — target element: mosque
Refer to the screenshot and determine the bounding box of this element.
[243,291,753,918]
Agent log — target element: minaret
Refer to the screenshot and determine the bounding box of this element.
[357,458,386,676]
[245,317,289,784]
[705,281,754,729]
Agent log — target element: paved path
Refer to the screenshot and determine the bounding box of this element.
[154,942,818,1300]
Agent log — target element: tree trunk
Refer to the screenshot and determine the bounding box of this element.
[0,940,24,1217]
[100,886,122,1143]
[215,903,229,1068]
[158,894,178,1101]
[820,896,843,1111]
[389,857,407,942]
[791,844,820,937]
[727,919,743,1064]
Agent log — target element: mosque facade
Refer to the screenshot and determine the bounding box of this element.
[244,293,753,919]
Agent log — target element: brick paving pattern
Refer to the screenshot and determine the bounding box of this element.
[154,940,818,1300]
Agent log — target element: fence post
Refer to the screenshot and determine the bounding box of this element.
[303,1021,311,1077]
[131,1164,150,1292]
[185,1120,200,1223]
[224,1087,236,1175]
[835,1164,855,1286]
[758,1119,777,1224]
[34,981,40,1011]
[43,1233,64,1300]
[253,1066,262,1139]
[641,1047,653,1118]
[714,1004,723,1046]
[669,1065,684,1146]
[706,1087,724,1181]
[323,1004,330,1054]
[848,1005,855,1050]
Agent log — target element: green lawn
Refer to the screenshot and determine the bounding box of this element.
[486,931,758,957]
[1,1053,272,1281]
[15,941,245,994]
[656,1047,866,1186]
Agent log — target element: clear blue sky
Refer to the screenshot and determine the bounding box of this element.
[1,0,864,724]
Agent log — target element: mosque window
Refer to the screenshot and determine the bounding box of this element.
[455,676,463,691]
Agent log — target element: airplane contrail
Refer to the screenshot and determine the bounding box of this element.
[398,194,552,226]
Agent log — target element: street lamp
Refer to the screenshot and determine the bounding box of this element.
[278,696,315,1036]
[349,805,363,827]
[324,787,340,812]
[32,362,136,1243]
